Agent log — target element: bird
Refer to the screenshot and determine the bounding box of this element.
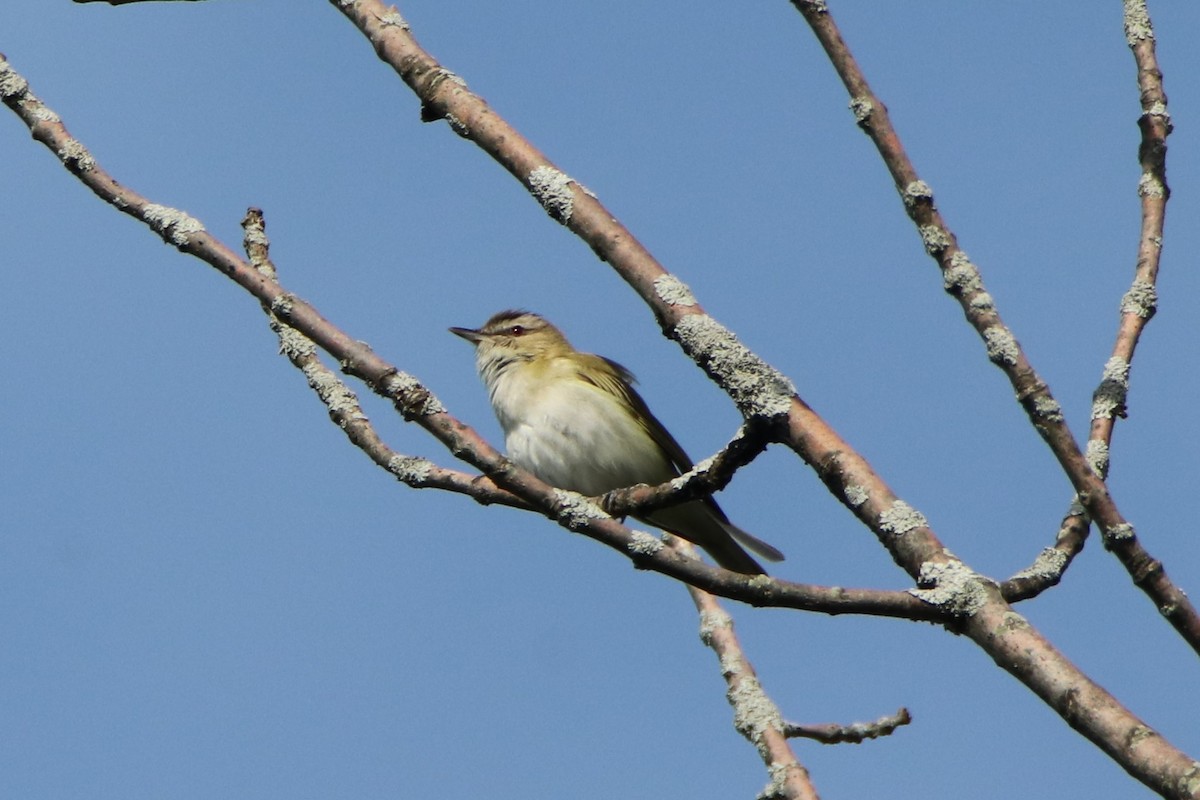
[449,309,784,574]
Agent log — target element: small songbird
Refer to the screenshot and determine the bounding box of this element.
[450,310,784,574]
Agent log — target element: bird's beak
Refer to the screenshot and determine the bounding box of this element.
[449,326,485,344]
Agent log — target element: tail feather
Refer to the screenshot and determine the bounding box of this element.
[725,522,785,563]
[639,499,783,576]
[698,532,769,575]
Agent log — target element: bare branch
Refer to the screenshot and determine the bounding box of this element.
[1080,0,1185,618]
[784,708,912,745]
[1001,0,1174,608]
[0,52,942,623]
[1001,520,1084,602]
[237,208,528,512]
[73,0,205,4]
[5,15,1198,797]
[600,420,774,519]
[785,1,1200,654]
[310,10,1200,794]
[676,539,819,800]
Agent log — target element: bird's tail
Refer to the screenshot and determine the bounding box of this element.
[726,523,785,564]
[641,500,784,576]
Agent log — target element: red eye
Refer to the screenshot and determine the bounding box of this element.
[509,325,525,336]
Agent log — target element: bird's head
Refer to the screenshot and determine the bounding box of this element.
[450,310,575,382]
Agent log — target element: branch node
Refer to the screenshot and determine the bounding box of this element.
[909,560,994,617]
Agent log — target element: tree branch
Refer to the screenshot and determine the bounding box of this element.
[73,0,205,4]
[5,10,1198,794]
[999,0,1173,607]
[237,208,528,511]
[315,7,1200,795]
[785,0,1200,654]
[675,539,819,800]
[599,420,774,519]
[784,708,912,745]
[0,51,947,623]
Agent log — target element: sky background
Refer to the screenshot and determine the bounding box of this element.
[2,2,1199,798]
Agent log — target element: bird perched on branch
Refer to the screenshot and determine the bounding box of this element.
[450,310,783,574]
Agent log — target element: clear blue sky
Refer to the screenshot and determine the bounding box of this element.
[2,3,1198,798]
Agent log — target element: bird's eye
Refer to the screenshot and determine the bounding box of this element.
[509,325,525,336]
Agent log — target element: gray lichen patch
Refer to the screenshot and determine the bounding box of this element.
[849,96,873,125]
[1085,439,1110,477]
[381,371,446,416]
[983,327,1019,366]
[388,455,434,484]
[1032,395,1064,424]
[909,559,993,617]
[527,166,575,224]
[654,274,697,307]
[553,488,608,530]
[698,607,732,645]
[942,251,982,294]
[919,225,951,255]
[879,501,927,537]
[673,315,795,419]
[728,675,785,756]
[1009,547,1069,583]
[1120,280,1157,318]
[627,529,664,558]
[143,204,206,247]
[902,180,934,209]
[1123,0,1154,44]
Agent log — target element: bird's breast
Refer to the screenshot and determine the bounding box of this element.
[487,366,672,496]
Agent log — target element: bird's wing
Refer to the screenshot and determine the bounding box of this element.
[575,354,696,476]
[581,355,786,565]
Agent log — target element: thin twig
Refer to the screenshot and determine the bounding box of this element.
[73,0,205,4]
[600,420,774,519]
[784,708,912,745]
[239,208,528,509]
[1001,0,1173,606]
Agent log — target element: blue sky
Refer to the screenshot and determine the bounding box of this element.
[2,2,1199,798]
